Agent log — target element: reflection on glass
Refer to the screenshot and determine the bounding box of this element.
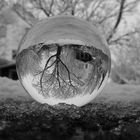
[16,16,111,106]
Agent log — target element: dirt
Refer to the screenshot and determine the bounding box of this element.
[0,99,140,140]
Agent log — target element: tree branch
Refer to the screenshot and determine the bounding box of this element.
[107,0,126,43]
[70,0,79,15]
[48,0,54,16]
[12,4,35,27]
[86,0,103,21]
[38,0,50,17]
[109,30,139,45]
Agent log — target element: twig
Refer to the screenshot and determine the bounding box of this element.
[107,0,126,43]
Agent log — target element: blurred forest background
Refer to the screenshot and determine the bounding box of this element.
[0,0,140,85]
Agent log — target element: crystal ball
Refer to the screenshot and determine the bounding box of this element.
[16,16,111,106]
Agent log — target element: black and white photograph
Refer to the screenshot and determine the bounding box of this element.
[0,0,140,139]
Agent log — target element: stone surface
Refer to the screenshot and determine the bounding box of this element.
[0,99,140,140]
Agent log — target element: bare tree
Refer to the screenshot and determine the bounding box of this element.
[4,0,140,84]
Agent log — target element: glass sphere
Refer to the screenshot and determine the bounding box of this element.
[16,16,111,106]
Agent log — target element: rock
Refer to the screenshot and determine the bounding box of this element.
[0,99,140,140]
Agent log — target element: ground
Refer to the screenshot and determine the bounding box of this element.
[0,77,140,140]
